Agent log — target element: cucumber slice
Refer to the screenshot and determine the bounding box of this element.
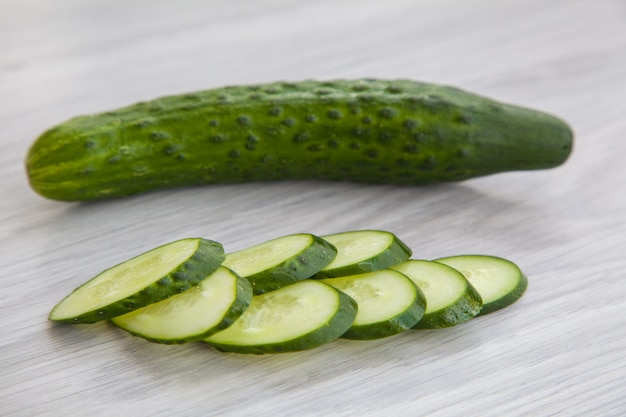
[321,269,425,339]
[435,255,527,315]
[204,280,357,354]
[391,260,482,329]
[49,238,225,323]
[111,267,252,344]
[222,233,337,294]
[314,230,411,278]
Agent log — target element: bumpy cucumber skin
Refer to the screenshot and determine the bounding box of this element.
[227,234,338,294]
[206,286,358,354]
[111,270,253,344]
[341,282,426,340]
[314,230,412,278]
[49,238,225,324]
[26,79,574,201]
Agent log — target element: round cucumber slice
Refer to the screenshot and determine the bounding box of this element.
[321,269,425,339]
[204,280,357,354]
[49,238,225,323]
[435,255,527,315]
[222,233,337,294]
[111,267,252,344]
[314,230,412,278]
[391,260,482,329]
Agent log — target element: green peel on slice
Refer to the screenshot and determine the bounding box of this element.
[321,269,425,339]
[391,260,482,328]
[111,267,252,344]
[222,233,337,294]
[49,238,225,323]
[205,280,357,354]
[314,230,411,278]
[435,255,527,315]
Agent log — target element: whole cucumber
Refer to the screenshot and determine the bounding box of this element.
[26,79,573,201]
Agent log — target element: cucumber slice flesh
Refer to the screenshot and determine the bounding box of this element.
[111,267,252,344]
[315,230,411,278]
[49,238,225,323]
[391,260,482,328]
[222,233,336,294]
[205,280,357,354]
[321,269,425,339]
[435,255,527,315]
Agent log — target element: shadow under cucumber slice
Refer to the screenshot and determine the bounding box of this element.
[49,238,225,323]
[391,260,482,329]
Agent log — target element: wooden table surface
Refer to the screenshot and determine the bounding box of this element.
[2,0,625,415]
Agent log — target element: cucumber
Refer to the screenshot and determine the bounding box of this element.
[111,267,252,344]
[391,260,482,328]
[314,230,411,278]
[321,269,426,339]
[49,238,224,323]
[26,79,573,201]
[222,233,337,294]
[204,280,357,354]
[435,255,527,315]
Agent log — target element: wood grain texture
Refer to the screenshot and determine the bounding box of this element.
[1,0,625,416]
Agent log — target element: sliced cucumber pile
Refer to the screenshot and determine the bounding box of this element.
[50,230,528,354]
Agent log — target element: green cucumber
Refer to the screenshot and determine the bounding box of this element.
[314,230,411,278]
[222,233,337,294]
[391,260,482,328]
[26,79,573,201]
[321,269,425,339]
[111,267,252,344]
[204,280,357,354]
[49,238,224,323]
[435,255,527,315]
